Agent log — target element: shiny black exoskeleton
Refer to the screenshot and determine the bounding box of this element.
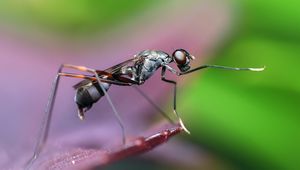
[74,80,110,120]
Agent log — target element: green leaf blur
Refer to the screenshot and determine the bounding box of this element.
[0,1,151,36]
[181,1,300,169]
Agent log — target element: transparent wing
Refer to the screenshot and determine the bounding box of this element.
[104,58,137,74]
[73,58,138,89]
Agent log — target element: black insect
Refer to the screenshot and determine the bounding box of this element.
[27,49,264,168]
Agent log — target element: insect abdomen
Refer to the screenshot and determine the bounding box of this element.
[74,82,110,110]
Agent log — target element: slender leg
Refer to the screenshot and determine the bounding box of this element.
[132,86,175,124]
[179,65,265,75]
[26,64,126,169]
[93,72,126,144]
[26,67,62,169]
[59,72,130,85]
[60,64,126,144]
[161,66,190,134]
[26,65,67,168]
[26,72,101,169]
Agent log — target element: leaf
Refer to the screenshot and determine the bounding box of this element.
[34,125,183,169]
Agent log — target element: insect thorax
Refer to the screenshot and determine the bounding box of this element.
[131,50,172,83]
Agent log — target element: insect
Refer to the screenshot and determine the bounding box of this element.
[26,49,264,168]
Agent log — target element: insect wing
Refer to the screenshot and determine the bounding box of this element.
[104,58,137,74]
[73,58,136,89]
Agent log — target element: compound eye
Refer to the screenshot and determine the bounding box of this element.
[174,50,187,65]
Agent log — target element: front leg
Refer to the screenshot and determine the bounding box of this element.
[178,65,265,75]
[161,66,190,134]
[163,64,264,76]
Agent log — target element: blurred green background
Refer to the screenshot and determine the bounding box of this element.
[182,1,300,169]
[0,1,151,36]
[0,0,299,170]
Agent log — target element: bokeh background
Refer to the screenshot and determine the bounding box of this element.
[0,0,299,169]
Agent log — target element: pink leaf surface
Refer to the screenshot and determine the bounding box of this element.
[35,125,183,170]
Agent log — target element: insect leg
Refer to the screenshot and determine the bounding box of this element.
[26,67,61,169]
[93,71,126,144]
[179,65,265,75]
[58,72,131,85]
[26,67,95,168]
[60,64,126,144]
[132,86,175,124]
[161,66,190,134]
